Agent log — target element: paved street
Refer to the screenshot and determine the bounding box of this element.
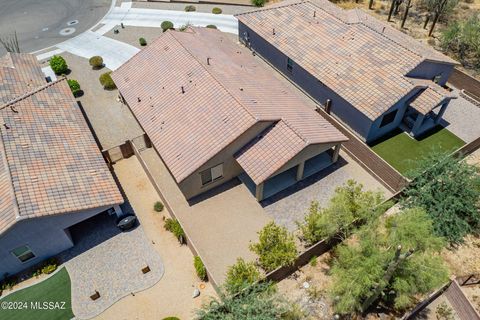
[0,0,112,54]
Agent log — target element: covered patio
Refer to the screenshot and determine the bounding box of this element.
[239,146,341,201]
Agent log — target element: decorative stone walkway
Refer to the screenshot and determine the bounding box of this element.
[59,213,164,320]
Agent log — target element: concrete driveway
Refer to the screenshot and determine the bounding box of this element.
[0,0,112,54]
[138,148,271,286]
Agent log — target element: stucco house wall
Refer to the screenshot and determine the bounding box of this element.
[0,205,112,276]
[177,121,273,200]
[239,22,372,140]
[406,61,455,86]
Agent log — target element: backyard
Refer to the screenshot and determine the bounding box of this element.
[0,268,74,320]
[371,127,465,175]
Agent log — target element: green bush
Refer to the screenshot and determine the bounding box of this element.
[49,55,68,75]
[139,37,147,46]
[41,264,57,275]
[99,72,116,90]
[225,258,260,294]
[162,318,180,320]
[89,56,104,69]
[251,0,266,7]
[249,222,297,272]
[67,79,81,97]
[194,256,207,281]
[206,24,217,29]
[161,21,174,32]
[164,218,185,244]
[212,7,222,14]
[154,201,164,212]
[185,5,196,11]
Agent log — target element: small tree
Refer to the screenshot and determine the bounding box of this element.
[249,222,297,272]
[161,21,174,32]
[164,218,186,244]
[212,7,222,14]
[139,37,147,46]
[185,5,196,12]
[50,55,68,75]
[206,25,217,29]
[330,208,449,314]
[225,258,260,294]
[297,180,389,246]
[99,72,116,90]
[154,201,164,212]
[402,151,480,243]
[194,256,207,281]
[89,56,104,69]
[196,282,291,319]
[67,79,81,97]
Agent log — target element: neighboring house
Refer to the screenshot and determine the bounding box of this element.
[0,53,123,277]
[236,0,458,143]
[112,28,347,202]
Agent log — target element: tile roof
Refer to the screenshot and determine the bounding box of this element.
[112,28,347,184]
[236,0,457,120]
[0,53,123,234]
[409,78,456,114]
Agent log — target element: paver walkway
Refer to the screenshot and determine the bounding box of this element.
[60,213,164,320]
[442,91,480,143]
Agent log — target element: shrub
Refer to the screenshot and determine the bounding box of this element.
[164,218,185,244]
[212,7,222,14]
[206,24,217,29]
[154,201,164,212]
[41,264,57,275]
[225,258,260,294]
[49,55,68,75]
[99,72,116,90]
[194,256,207,281]
[139,37,147,46]
[67,79,81,97]
[162,318,180,320]
[185,5,196,11]
[296,180,389,246]
[89,56,104,69]
[249,222,297,272]
[251,0,266,7]
[161,21,174,32]
[309,256,317,267]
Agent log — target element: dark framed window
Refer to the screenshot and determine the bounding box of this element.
[287,58,293,72]
[379,109,398,128]
[200,164,223,186]
[11,245,36,263]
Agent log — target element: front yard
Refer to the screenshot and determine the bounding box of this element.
[0,268,74,320]
[371,127,465,175]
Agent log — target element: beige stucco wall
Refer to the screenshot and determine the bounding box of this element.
[178,121,273,200]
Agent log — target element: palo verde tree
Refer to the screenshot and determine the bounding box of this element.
[330,208,449,315]
[401,151,480,244]
[195,282,292,319]
[296,180,390,246]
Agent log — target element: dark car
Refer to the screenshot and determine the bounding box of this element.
[116,215,137,231]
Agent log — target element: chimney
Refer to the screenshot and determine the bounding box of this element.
[325,99,332,114]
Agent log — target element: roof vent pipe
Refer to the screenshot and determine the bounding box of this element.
[181,86,185,94]
[272,28,275,35]
[207,57,211,65]
[314,10,316,18]
[137,97,141,102]
[325,99,332,114]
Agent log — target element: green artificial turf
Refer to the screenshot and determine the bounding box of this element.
[0,268,74,320]
[371,127,465,175]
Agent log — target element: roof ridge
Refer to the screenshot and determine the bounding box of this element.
[235,0,306,17]
[0,77,67,111]
[169,30,260,122]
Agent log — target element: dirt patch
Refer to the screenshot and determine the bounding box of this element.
[441,235,480,276]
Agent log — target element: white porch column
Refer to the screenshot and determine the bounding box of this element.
[113,204,123,217]
[435,102,448,124]
[411,114,425,136]
[332,144,342,163]
[296,161,305,181]
[255,183,264,201]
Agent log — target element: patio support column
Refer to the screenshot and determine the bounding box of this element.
[332,144,342,163]
[296,161,305,181]
[434,102,448,124]
[411,113,425,136]
[113,204,123,217]
[255,183,264,201]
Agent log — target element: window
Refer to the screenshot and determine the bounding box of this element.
[287,58,293,72]
[200,164,223,186]
[11,245,36,263]
[379,110,398,128]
